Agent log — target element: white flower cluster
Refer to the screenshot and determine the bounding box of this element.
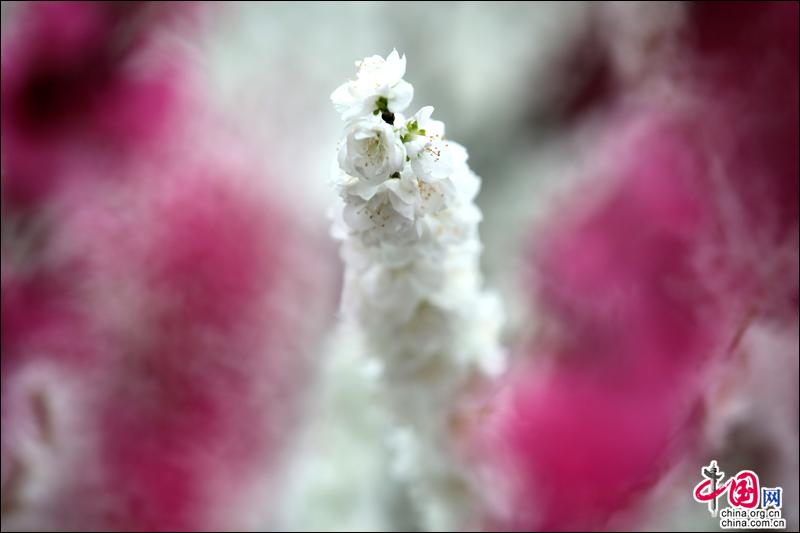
[330,50,505,530]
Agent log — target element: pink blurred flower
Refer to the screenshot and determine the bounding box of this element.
[1,1,182,208]
[79,171,331,530]
[480,116,722,531]
[2,160,336,531]
[685,1,799,320]
[479,2,798,530]
[2,3,337,530]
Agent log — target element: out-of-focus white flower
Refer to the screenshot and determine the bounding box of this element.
[338,114,406,185]
[331,49,414,122]
[341,187,420,248]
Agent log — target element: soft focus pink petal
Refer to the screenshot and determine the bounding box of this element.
[479,3,798,530]
[1,2,183,208]
[2,3,337,530]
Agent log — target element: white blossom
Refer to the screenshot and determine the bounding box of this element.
[330,49,414,122]
[329,50,505,531]
[402,106,446,160]
[338,114,406,186]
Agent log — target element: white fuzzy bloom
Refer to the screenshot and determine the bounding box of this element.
[331,49,414,122]
[329,51,505,531]
[338,114,406,186]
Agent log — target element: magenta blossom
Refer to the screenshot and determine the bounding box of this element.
[1,2,182,208]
